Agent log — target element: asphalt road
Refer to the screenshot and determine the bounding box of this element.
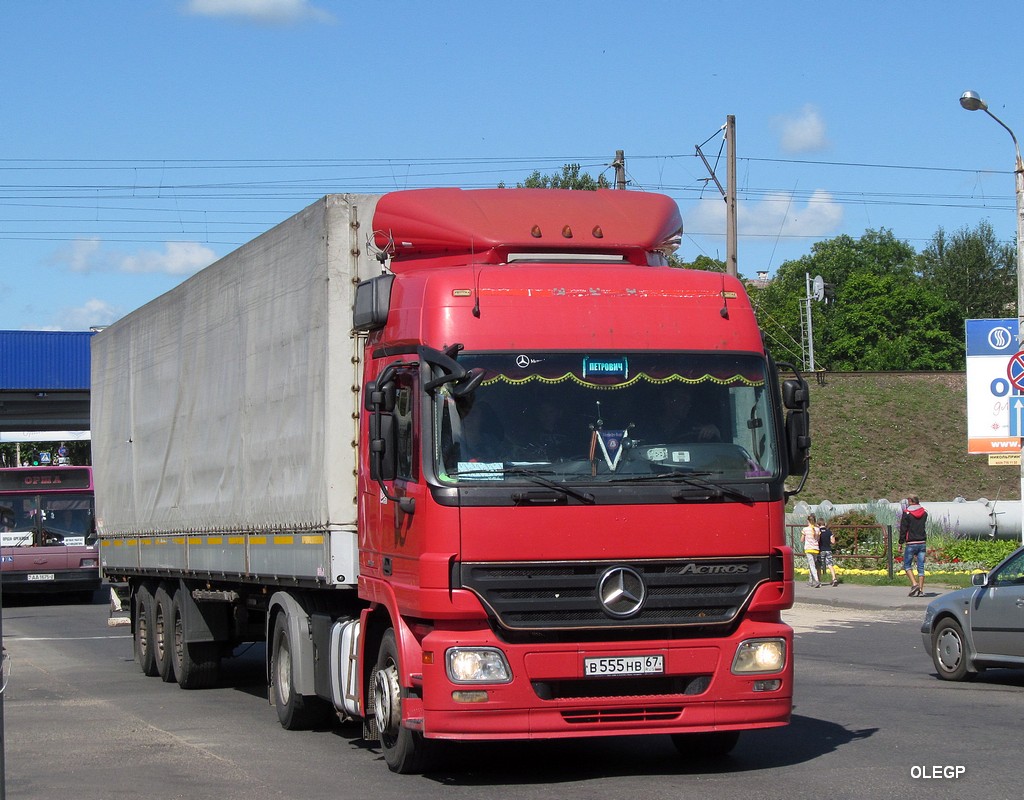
[0,587,1019,799]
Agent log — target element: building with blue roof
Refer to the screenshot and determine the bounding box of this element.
[0,331,94,434]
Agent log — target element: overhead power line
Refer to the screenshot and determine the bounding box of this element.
[0,152,1016,248]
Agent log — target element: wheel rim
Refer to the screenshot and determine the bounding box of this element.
[276,637,293,705]
[154,606,166,661]
[374,660,401,744]
[936,628,963,672]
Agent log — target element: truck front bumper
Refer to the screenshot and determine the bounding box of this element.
[415,617,792,740]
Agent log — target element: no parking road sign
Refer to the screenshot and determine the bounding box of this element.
[1009,351,1024,392]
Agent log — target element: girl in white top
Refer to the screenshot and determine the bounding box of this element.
[801,514,821,588]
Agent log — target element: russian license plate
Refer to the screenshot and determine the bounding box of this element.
[584,654,664,677]
[27,573,55,582]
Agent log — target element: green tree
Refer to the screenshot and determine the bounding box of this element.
[675,254,726,272]
[917,220,1016,322]
[749,229,929,370]
[502,163,611,190]
[821,272,961,370]
[0,440,92,467]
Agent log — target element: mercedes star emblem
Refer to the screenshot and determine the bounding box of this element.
[597,566,646,618]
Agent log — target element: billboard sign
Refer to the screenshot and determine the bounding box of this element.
[966,319,1021,454]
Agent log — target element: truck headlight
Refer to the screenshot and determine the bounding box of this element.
[446,647,512,683]
[732,638,786,674]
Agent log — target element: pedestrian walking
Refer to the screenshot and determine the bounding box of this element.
[819,522,839,587]
[801,514,821,588]
[899,495,928,597]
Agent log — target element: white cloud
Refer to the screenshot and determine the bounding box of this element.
[59,239,216,276]
[687,190,844,239]
[184,0,335,24]
[118,241,217,275]
[54,299,122,331]
[65,238,102,272]
[773,104,830,153]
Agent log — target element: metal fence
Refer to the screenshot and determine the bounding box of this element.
[787,523,898,579]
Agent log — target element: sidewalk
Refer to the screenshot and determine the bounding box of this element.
[792,578,952,612]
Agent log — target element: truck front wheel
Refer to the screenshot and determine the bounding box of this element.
[372,629,431,774]
[270,612,331,730]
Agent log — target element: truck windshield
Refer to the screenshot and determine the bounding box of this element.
[433,352,780,483]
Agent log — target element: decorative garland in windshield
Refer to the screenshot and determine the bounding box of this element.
[480,372,765,390]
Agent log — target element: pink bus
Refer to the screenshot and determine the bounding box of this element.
[0,465,101,602]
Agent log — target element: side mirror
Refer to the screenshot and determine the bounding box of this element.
[972,572,989,587]
[785,409,811,477]
[782,377,808,410]
[369,413,397,482]
[366,374,398,483]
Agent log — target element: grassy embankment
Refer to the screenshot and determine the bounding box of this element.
[789,372,1020,586]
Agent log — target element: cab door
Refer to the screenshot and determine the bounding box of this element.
[366,367,428,593]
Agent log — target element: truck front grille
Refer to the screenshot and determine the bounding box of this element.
[457,557,775,632]
[560,707,684,725]
[533,674,711,700]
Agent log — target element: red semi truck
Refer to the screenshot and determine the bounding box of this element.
[91,188,810,773]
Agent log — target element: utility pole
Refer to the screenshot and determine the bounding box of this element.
[695,118,738,277]
[613,150,626,190]
[726,115,738,278]
[803,273,816,372]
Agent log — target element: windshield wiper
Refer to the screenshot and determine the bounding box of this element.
[611,470,752,503]
[455,466,596,504]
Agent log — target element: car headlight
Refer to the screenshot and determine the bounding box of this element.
[446,647,512,683]
[732,638,786,674]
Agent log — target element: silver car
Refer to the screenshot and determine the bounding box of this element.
[921,545,1024,681]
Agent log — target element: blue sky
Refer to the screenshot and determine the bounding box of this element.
[2,0,1022,330]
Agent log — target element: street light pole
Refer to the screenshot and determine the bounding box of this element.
[961,90,1024,544]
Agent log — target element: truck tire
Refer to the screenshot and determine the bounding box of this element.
[134,584,159,677]
[270,612,332,730]
[154,585,177,683]
[372,628,432,774]
[671,730,740,759]
[170,591,220,690]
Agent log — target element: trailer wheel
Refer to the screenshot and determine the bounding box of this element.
[170,591,220,690]
[270,612,331,729]
[134,584,159,677]
[671,730,740,760]
[372,629,431,774]
[154,585,177,683]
